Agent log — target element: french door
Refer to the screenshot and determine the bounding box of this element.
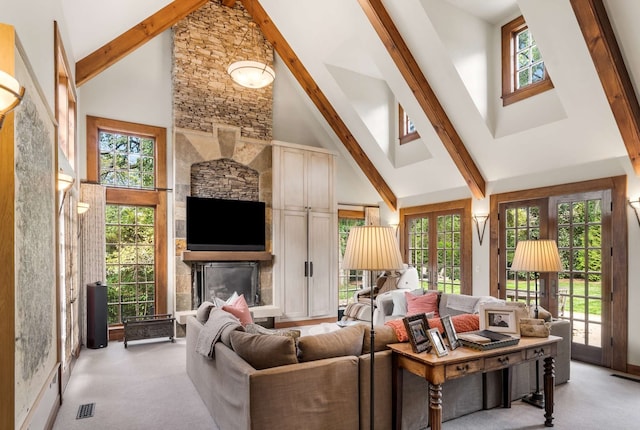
[498,191,612,366]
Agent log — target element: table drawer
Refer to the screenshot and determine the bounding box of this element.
[526,345,552,360]
[446,359,483,379]
[485,352,523,371]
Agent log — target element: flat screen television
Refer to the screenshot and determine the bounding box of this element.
[186,196,266,251]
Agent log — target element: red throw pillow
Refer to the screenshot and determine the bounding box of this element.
[405,291,439,318]
[385,319,409,342]
[428,313,480,334]
[222,294,252,325]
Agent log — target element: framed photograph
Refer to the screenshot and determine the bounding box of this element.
[403,313,431,353]
[426,328,448,357]
[441,315,460,350]
[479,305,521,336]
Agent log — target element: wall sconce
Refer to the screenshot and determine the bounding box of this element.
[57,171,74,192]
[628,199,640,227]
[473,214,489,245]
[0,69,25,129]
[77,202,90,214]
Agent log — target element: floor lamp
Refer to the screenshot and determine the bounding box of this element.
[342,226,404,430]
[510,239,563,408]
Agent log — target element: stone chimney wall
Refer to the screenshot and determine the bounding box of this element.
[173,1,273,140]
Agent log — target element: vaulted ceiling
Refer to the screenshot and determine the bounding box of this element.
[62,0,640,210]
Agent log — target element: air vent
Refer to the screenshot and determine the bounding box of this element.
[76,403,95,419]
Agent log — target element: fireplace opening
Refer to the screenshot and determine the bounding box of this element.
[192,262,260,308]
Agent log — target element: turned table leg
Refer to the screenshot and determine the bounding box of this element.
[543,356,555,427]
[429,383,443,430]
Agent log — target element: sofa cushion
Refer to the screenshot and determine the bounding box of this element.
[297,324,365,362]
[245,323,301,340]
[439,294,480,316]
[406,291,440,318]
[362,325,398,354]
[230,330,298,370]
[222,294,252,325]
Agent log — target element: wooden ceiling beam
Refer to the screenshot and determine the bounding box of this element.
[240,0,398,210]
[75,0,210,87]
[357,0,486,200]
[570,0,640,176]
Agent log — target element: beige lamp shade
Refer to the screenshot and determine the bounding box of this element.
[342,226,404,271]
[511,240,562,273]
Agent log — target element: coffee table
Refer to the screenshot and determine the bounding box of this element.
[388,335,561,429]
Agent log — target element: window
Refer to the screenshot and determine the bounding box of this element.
[399,105,419,145]
[338,211,365,307]
[400,200,472,295]
[87,117,167,334]
[501,15,553,106]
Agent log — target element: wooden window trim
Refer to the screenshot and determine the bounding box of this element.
[86,116,168,333]
[338,209,365,219]
[399,105,420,145]
[501,15,554,107]
[399,199,472,295]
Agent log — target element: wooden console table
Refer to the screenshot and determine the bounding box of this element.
[389,335,561,430]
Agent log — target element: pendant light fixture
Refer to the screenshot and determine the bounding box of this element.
[227,22,275,89]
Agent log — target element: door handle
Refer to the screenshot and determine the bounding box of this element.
[304,261,308,277]
[309,261,313,277]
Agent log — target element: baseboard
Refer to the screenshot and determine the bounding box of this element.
[627,363,640,377]
[19,364,60,430]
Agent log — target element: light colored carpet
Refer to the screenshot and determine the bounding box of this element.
[53,336,640,429]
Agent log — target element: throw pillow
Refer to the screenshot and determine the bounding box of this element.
[297,324,365,362]
[196,301,216,323]
[406,291,440,318]
[385,319,409,342]
[428,314,479,334]
[222,294,252,325]
[391,288,424,316]
[230,331,298,370]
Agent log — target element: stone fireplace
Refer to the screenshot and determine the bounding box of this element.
[173,127,272,315]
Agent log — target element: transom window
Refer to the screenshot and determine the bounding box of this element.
[501,15,553,106]
[99,131,155,189]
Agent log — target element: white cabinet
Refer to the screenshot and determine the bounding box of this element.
[273,143,334,213]
[273,142,337,321]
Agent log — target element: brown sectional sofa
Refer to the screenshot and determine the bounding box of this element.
[187,293,571,429]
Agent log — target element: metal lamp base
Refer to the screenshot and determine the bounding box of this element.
[522,391,545,408]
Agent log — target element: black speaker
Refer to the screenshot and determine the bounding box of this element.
[87,281,108,349]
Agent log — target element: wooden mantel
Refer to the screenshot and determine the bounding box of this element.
[182,251,273,262]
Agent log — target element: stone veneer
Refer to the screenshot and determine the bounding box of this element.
[173,1,273,140]
[174,126,272,314]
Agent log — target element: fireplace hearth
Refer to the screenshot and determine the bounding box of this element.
[192,261,260,308]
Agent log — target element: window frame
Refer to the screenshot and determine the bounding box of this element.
[86,116,167,338]
[399,199,472,295]
[399,104,420,145]
[501,15,554,106]
[338,209,366,308]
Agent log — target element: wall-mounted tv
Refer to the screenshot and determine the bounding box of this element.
[186,196,266,251]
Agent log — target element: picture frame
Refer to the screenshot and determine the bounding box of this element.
[426,328,449,357]
[479,305,521,336]
[403,313,431,353]
[441,315,460,350]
